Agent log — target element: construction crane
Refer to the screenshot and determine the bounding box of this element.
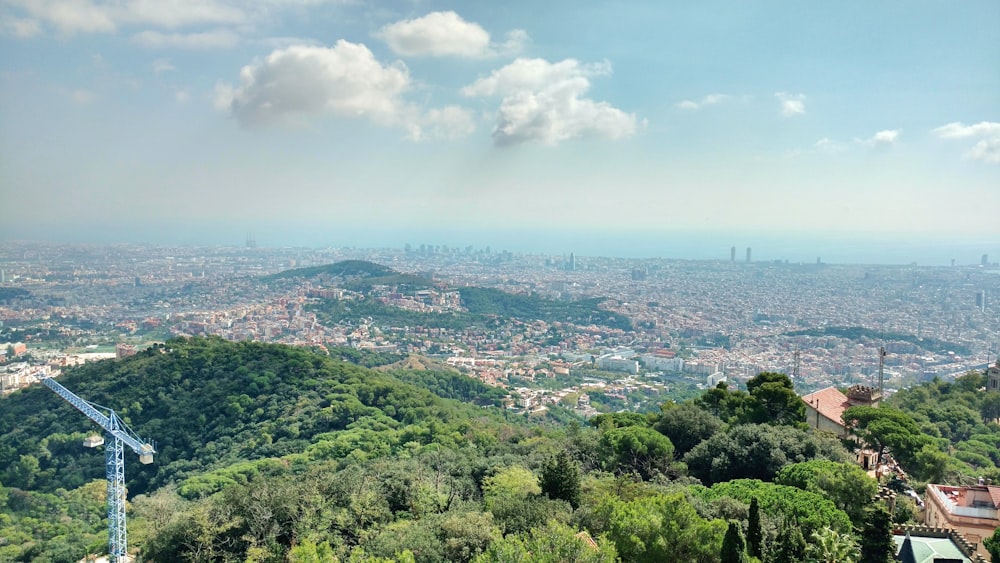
[42,377,155,562]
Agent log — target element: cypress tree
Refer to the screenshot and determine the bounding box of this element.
[747,496,762,558]
[859,507,894,563]
[540,450,581,509]
[721,520,750,563]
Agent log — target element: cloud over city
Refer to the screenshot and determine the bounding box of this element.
[215,40,474,140]
[462,57,637,146]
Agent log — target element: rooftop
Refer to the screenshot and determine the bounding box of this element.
[801,386,850,425]
[894,532,974,563]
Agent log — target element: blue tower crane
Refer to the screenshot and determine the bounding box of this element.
[42,377,155,562]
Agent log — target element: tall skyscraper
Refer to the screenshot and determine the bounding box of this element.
[568,253,576,271]
[983,254,990,267]
[746,247,752,263]
[730,246,736,262]
[977,291,987,312]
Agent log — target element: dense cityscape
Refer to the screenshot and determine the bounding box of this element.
[3,240,998,410]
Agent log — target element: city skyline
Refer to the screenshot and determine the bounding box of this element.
[1,1,998,248]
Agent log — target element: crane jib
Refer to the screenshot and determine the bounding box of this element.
[41,376,156,562]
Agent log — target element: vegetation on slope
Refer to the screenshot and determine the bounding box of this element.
[0,336,507,498]
[783,326,972,356]
[1,343,905,562]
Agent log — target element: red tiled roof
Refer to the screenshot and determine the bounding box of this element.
[801,386,851,425]
[988,486,1000,509]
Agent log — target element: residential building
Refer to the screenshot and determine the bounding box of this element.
[987,360,1000,392]
[924,483,1000,559]
[801,384,881,438]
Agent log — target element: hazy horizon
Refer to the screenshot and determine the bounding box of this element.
[4,227,999,267]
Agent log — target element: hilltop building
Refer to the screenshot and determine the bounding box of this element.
[987,360,1000,391]
[801,384,882,469]
[924,483,1000,559]
[801,384,882,438]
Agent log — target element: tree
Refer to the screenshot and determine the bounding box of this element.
[721,521,750,563]
[842,406,929,467]
[684,424,850,485]
[473,521,617,563]
[983,526,1000,563]
[806,527,858,563]
[598,425,675,480]
[695,479,853,542]
[775,460,877,526]
[745,372,806,426]
[858,507,894,563]
[540,450,582,509]
[981,392,1000,424]
[598,492,726,563]
[695,382,756,424]
[747,497,762,559]
[482,466,568,536]
[913,444,949,484]
[654,402,724,456]
[482,466,541,507]
[288,539,337,563]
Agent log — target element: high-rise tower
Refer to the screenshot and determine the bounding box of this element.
[730,246,736,262]
[745,247,752,263]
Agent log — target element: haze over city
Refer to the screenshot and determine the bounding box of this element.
[1,1,998,260]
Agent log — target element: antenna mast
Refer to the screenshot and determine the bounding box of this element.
[877,346,886,396]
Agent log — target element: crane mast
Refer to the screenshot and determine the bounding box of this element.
[42,377,155,562]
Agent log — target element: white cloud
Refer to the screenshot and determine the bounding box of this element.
[775,92,805,116]
[11,0,116,34]
[376,11,526,58]
[853,129,900,147]
[132,28,239,49]
[933,121,1000,163]
[675,93,730,110]
[6,0,247,33]
[406,105,476,141]
[217,40,472,140]
[2,16,41,37]
[217,41,409,126]
[499,29,529,56]
[814,137,844,154]
[71,88,94,104]
[152,58,175,73]
[115,0,245,29]
[174,89,190,103]
[462,57,637,146]
[870,129,899,144]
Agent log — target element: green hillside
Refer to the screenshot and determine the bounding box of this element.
[0,337,506,498]
[263,260,434,292]
[457,287,632,331]
[0,341,933,562]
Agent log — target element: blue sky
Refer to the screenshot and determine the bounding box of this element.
[1,0,998,260]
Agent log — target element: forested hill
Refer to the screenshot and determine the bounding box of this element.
[264,260,396,280]
[456,287,632,331]
[0,337,508,498]
[262,259,434,292]
[268,260,632,330]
